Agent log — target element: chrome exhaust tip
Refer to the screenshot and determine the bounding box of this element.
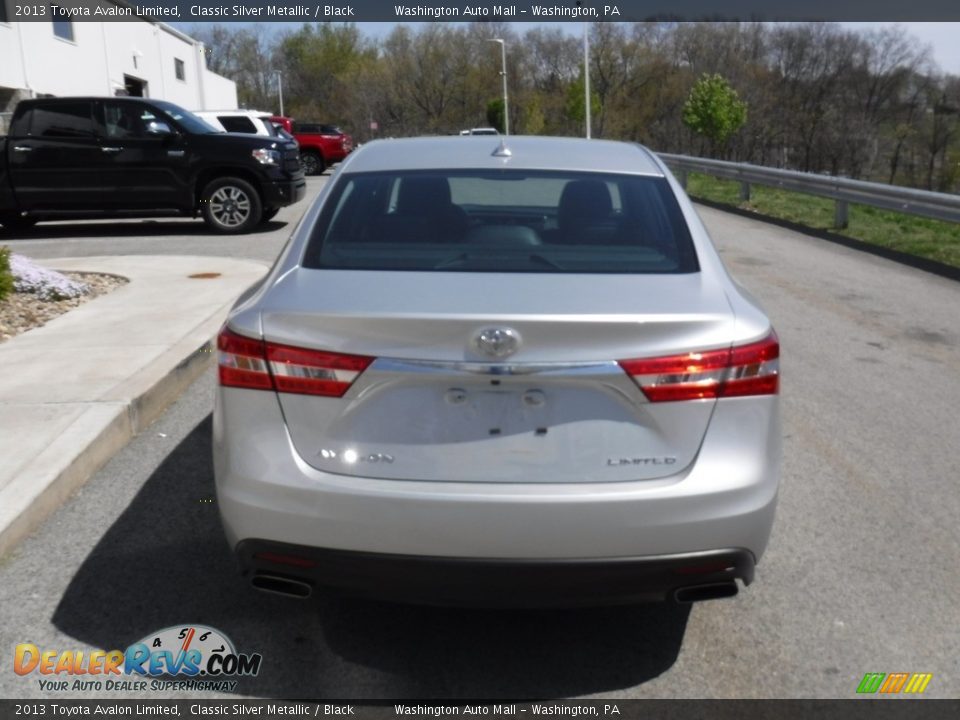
[673,581,739,603]
[251,573,313,599]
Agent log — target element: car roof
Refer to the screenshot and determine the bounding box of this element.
[195,110,272,117]
[343,136,664,175]
[18,96,164,105]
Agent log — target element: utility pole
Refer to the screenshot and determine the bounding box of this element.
[488,39,509,136]
[276,71,284,117]
[584,22,591,139]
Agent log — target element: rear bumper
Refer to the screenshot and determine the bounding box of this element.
[237,541,755,606]
[214,389,780,582]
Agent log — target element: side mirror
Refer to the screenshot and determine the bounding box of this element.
[146,120,173,136]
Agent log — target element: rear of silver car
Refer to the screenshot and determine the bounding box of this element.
[213,137,780,606]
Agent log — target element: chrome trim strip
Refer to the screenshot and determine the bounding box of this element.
[371,358,622,377]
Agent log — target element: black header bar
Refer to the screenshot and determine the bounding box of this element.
[10,0,960,22]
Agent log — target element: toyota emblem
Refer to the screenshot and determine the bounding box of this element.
[474,327,521,358]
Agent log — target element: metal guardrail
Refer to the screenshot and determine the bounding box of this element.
[658,153,960,229]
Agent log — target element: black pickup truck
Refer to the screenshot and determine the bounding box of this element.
[0,97,305,234]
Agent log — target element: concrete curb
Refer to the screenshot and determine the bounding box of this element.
[0,256,268,558]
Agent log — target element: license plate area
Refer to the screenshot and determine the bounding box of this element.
[443,384,553,439]
[343,374,638,446]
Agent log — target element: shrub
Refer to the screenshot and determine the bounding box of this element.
[0,247,13,302]
[10,253,88,301]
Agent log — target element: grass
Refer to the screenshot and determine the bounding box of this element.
[685,172,960,270]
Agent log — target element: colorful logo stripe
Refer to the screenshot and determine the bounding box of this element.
[903,673,934,694]
[857,673,932,694]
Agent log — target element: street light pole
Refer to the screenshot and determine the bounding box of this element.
[276,71,284,117]
[488,38,509,136]
[584,22,591,139]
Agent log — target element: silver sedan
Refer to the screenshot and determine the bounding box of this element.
[213,136,781,606]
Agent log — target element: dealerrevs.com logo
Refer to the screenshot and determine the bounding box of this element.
[14,625,262,693]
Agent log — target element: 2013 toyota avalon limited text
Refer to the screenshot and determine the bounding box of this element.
[213,136,781,606]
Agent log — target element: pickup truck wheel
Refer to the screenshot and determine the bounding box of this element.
[0,214,38,233]
[201,177,262,233]
[301,151,325,176]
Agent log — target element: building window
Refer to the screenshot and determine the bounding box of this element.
[124,75,147,97]
[51,12,73,41]
[174,58,185,81]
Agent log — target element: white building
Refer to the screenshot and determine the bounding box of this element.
[0,0,237,131]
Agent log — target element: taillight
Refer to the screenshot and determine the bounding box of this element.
[267,343,372,397]
[619,331,779,402]
[217,327,373,397]
[217,329,272,390]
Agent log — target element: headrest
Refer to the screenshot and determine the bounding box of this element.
[558,180,613,227]
[396,176,452,214]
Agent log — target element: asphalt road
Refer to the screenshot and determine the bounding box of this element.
[1,179,958,699]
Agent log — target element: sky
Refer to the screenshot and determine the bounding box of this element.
[840,23,960,76]
[172,21,960,77]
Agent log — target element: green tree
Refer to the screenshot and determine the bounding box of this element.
[275,23,376,121]
[682,73,748,155]
[520,93,546,135]
[564,74,601,133]
[486,98,505,133]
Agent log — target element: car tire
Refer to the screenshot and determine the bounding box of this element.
[301,151,325,176]
[201,177,262,234]
[260,207,280,223]
[0,214,38,233]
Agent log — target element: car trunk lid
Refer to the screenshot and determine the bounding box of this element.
[260,270,735,483]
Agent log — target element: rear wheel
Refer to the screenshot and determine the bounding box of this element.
[301,151,325,176]
[201,177,262,234]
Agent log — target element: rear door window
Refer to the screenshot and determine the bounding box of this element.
[27,102,96,139]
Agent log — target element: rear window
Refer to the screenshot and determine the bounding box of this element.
[294,123,340,135]
[303,170,699,274]
[218,115,258,134]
